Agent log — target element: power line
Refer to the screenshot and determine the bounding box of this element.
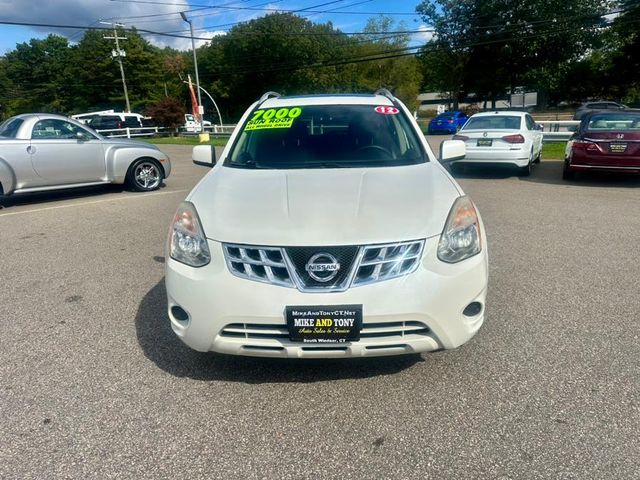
[193,15,640,79]
[0,2,634,48]
[115,0,284,25]
[6,15,640,92]
[163,0,375,35]
[108,0,421,16]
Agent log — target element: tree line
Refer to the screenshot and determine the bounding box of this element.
[417,0,640,109]
[0,14,421,124]
[0,2,638,125]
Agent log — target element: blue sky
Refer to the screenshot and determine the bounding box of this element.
[0,0,430,53]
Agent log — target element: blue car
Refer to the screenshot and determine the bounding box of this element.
[427,111,469,134]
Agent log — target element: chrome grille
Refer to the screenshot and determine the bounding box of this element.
[220,321,431,340]
[222,240,424,291]
[285,246,360,292]
[353,241,424,286]
[223,245,294,288]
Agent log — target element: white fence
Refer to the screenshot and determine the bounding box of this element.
[538,120,580,143]
[206,124,236,135]
[96,124,238,139]
[96,126,166,138]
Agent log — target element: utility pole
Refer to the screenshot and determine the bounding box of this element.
[180,12,203,133]
[102,21,131,113]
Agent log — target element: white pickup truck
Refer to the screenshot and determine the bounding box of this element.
[183,114,212,133]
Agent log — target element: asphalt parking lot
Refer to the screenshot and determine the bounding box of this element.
[1,140,639,479]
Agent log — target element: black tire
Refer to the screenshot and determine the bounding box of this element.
[518,150,533,177]
[518,163,532,177]
[562,161,575,180]
[126,158,164,192]
[450,163,465,175]
[534,149,542,164]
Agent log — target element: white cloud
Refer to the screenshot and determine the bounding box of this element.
[414,24,435,43]
[154,30,226,51]
[603,12,620,23]
[0,0,229,50]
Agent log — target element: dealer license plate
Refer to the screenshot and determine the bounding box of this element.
[477,139,492,147]
[286,305,363,343]
[610,143,627,153]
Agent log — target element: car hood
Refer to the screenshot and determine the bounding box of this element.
[190,163,461,246]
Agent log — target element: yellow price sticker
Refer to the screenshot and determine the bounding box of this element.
[245,107,302,131]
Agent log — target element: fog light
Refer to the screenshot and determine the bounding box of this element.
[463,302,482,317]
[171,305,190,322]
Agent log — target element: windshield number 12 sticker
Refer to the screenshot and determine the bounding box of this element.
[375,106,399,115]
[245,107,302,131]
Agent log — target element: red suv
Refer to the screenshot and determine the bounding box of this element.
[563,111,640,180]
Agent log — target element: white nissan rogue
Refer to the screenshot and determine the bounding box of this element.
[165,90,488,358]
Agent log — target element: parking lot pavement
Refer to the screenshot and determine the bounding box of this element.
[1,143,639,479]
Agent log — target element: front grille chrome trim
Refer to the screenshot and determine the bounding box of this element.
[353,240,425,286]
[222,240,425,292]
[223,244,295,288]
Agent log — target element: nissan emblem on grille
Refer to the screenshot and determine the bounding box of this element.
[305,253,341,282]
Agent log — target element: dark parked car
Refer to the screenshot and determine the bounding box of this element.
[573,101,627,121]
[563,111,640,179]
[88,115,143,136]
[427,111,469,134]
[88,115,124,133]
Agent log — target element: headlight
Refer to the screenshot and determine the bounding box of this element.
[437,196,481,263]
[169,201,211,267]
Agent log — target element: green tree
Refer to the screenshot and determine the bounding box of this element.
[350,16,423,111]
[416,0,607,107]
[3,35,74,114]
[0,57,16,120]
[69,28,164,113]
[610,0,640,104]
[197,13,355,118]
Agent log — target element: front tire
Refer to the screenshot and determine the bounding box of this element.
[126,158,164,192]
[450,163,465,175]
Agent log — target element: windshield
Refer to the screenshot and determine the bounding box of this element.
[226,104,426,169]
[463,115,522,130]
[586,113,640,131]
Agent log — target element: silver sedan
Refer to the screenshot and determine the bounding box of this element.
[0,113,170,197]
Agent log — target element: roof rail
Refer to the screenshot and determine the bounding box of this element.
[257,91,281,105]
[374,88,395,102]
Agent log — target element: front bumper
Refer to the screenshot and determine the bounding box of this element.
[165,236,489,358]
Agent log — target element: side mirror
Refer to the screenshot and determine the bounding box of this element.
[535,124,544,131]
[76,131,90,141]
[193,145,216,168]
[439,139,466,163]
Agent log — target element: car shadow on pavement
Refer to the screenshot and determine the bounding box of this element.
[0,184,126,209]
[0,183,168,209]
[135,280,424,383]
[449,160,640,188]
[449,165,517,179]
[517,160,640,188]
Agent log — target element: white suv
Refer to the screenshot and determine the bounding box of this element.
[165,90,488,358]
